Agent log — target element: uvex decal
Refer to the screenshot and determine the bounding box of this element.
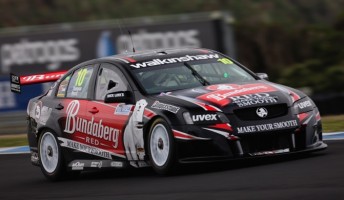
[192,114,217,122]
[64,100,120,147]
[297,100,312,109]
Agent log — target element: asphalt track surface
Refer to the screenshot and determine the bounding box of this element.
[0,140,343,200]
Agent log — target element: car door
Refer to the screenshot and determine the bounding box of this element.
[54,65,98,156]
[86,63,134,160]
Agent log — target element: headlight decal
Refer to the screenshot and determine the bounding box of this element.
[202,128,229,138]
[208,123,233,132]
[316,112,321,122]
[193,102,222,112]
[172,129,210,140]
[289,91,301,103]
[162,93,222,112]
[298,112,310,123]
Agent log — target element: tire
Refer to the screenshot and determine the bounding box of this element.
[147,118,176,175]
[38,130,68,181]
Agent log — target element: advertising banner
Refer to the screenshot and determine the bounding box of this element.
[0,13,235,112]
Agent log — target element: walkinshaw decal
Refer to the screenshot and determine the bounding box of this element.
[130,54,220,69]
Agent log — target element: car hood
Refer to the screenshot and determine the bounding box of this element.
[151,81,306,113]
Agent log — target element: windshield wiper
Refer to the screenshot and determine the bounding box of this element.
[184,62,210,86]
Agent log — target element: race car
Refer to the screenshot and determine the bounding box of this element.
[10,48,327,180]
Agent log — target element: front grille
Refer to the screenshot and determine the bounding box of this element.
[234,103,288,121]
[240,132,291,154]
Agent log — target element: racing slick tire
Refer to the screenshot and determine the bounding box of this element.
[147,118,176,175]
[38,130,77,181]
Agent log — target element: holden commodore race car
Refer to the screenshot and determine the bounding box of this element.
[10,48,327,180]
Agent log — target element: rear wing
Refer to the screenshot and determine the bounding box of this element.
[10,71,67,93]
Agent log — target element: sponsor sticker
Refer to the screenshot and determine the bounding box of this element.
[192,114,217,122]
[207,84,238,91]
[236,120,298,133]
[297,100,312,109]
[64,100,120,148]
[110,161,123,168]
[197,83,277,107]
[90,161,103,168]
[10,73,21,93]
[72,162,85,170]
[217,58,233,65]
[151,101,180,114]
[32,101,52,125]
[115,104,132,115]
[58,137,125,159]
[230,93,278,107]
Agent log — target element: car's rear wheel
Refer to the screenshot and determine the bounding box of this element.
[38,130,68,181]
[148,118,176,175]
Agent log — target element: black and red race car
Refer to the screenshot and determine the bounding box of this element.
[11,48,327,180]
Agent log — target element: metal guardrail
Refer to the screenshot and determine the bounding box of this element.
[0,111,27,135]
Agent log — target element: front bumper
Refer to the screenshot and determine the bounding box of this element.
[173,114,327,163]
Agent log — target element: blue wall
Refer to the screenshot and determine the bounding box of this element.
[0,76,44,112]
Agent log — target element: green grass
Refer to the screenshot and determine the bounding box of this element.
[0,134,28,148]
[0,115,343,148]
[322,115,344,133]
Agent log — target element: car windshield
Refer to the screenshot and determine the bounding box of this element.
[132,58,256,94]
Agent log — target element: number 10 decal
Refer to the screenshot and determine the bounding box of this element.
[76,68,88,87]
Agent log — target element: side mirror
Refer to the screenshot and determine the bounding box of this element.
[256,73,269,80]
[104,91,133,104]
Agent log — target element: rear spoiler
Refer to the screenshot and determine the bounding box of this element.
[10,71,67,93]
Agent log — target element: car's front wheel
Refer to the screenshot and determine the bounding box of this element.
[148,118,176,175]
[38,130,67,181]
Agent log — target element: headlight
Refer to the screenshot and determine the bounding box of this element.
[183,112,229,124]
[293,97,314,114]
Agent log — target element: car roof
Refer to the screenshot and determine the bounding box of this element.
[70,47,219,72]
[103,47,216,64]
